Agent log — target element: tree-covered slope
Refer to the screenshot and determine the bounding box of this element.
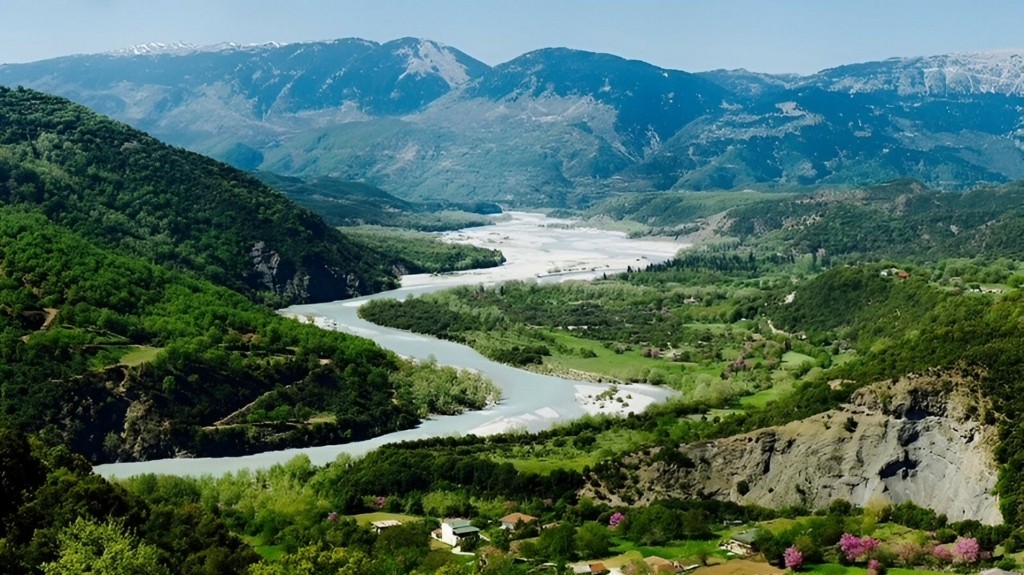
[0,427,258,575]
[0,207,497,463]
[722,179,1024,259]
[253,171,502,231]
[0,87,398,305]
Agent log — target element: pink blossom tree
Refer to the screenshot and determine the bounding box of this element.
[608,512,625,529]
[839,533,881,562]
[784,546,804,570]
[952,537,980,564]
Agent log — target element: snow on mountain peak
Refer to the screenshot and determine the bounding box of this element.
[396,40,470,88]
[108,41,285,57]
[109,42,200,56]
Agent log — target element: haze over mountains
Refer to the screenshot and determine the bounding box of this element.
[3,38,1024,206]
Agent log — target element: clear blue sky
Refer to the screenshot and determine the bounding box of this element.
[2,0,1023,73]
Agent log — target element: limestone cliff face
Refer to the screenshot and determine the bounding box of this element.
[585,373,1002,524]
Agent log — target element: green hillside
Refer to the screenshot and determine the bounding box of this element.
[254,171,502,231]
[0,208,497,463]
[0,87,398,306]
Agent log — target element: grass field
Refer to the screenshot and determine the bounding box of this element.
[241,536,287,562]
[350,512,423,527]
[497,454,599,474]
[781,351,816,368]
[118,346,162,366]
[540,329,672,382]
[610,537,726,563]
[805,564,946,575]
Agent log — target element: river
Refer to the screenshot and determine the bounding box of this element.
[94,212,685,478]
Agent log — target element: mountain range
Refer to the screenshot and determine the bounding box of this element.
[3,39,1024,206]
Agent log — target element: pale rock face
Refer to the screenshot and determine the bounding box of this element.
[586,374,1002,524]
[397,40,471,88]
[817,51,1024,97]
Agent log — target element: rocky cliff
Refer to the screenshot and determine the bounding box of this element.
[584,373,1002,524]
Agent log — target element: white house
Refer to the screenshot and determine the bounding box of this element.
[434,518,480,547]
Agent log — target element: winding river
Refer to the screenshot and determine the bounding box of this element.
[94,213,685,478]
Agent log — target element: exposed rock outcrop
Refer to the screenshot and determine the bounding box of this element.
[585,372,1001,524]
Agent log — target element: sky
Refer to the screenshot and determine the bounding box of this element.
[2,0,1023,74]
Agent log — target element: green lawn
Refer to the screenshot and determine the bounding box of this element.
[350,512,423,527]
[118,346,163,366]
[781,351,815,368]
[805,565,946,575]
[610,537,725,562]
[738,380,795,409]
[497,454,599,474]
[241,536,287,562]
[831,352,857,366]
[541,329,670,380]
[253,545,288,562]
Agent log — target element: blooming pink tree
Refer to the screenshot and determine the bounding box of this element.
[784,546,804,570]
[952,538,980,564]
[608,512,625,529]
[839,533,881,562]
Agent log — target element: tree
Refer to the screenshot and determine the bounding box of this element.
[537,522,577,561]
[952,537,980,564]
[41,517,170,575]
[575,521,612,559]
[247,545,372,575]
[784,546,804,570]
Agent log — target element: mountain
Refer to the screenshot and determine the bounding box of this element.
[804,51,1024,97]
[0,91,504,464]
[4,41,1024,205]
[253,171,502,230]
[0,87,400,305]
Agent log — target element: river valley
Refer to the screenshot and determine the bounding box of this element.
[94,213,686,478]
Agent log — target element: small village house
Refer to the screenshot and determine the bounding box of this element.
[719,530,757,556]
[499,512,538,530]
[434,518,481,547]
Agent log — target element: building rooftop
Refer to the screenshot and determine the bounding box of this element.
[500,512,538,525]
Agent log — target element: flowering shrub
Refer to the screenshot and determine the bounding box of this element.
[868,558,884,575]
[932,545,953,563]
[839,533,881,562]
[608,512,625,528]
[952,538,980,564]
[784,546,804,570]
[326,512,339,522]
[894,542,925,566]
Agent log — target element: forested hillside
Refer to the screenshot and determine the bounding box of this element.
[254,172,503,232]
[723,180,1024,259]
[0,87,398,306]
[0,427,258,575]
[0,206,498,463]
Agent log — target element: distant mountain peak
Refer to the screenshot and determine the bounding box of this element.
[391,38,473,88]
[814,49,1024,96]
